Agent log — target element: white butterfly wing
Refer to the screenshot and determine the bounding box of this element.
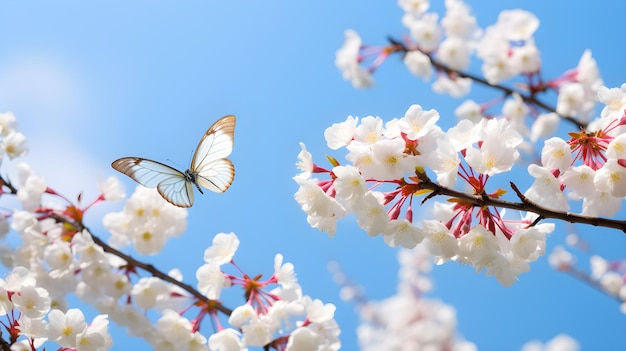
[190,115,236,193]
[155,172,195,208]
[111,158,194,208]
[195,159,235,193]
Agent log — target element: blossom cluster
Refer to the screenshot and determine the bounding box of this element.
[294,103,564,286]
[199,232,340,351]
[330,241,582,350]
[0,164,118,350]
[401,0,480,96]
[329,245,477,351]
[0,262,112,350]
[103,185,187,255]
[294,83,626,286]
[0,112,29,163]
[525,92,626,217]
[0,117,117,350]
[75,228,341,351]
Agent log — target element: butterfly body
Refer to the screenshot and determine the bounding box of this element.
[112,115,236,208]
[184,170,204,194]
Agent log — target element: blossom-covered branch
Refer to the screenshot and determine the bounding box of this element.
[49,213,233,316]
[295,93,625,285]
[384,35,587,130]
[415,173,626,232]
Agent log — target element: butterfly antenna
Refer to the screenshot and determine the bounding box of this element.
[166,158,184,169]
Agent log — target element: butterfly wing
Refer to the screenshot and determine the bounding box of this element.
[190,115,236,193]
[111,157,194,207]
[195,158,235,193]
[155,172,195,208]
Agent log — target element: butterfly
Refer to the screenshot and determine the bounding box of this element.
[112,115,236,208]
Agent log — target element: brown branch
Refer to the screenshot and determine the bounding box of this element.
[0,334,10,351]
[51,214,233,316]
[3,173,234,316]
[509,183,626,232]
[416,173,626,233]
[388,38,588,130]
[0,175,223,310]
[431,58,587,129]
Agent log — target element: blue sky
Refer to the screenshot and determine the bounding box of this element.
[0,1,625,350]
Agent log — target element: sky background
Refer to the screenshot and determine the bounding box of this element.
[0,1,625,350]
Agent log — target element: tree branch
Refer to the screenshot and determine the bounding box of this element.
[416,173,626,233]
[51,214,233,316]
[389,37,588,130]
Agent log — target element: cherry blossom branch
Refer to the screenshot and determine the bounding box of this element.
[416,173,626,233]
[0,174,234,317]
[508,183,626,232]
[387,37,587,129]
[429,58,584,128]
[50,214,233,316]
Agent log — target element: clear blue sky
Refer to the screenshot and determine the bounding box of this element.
[0,1,624,350]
